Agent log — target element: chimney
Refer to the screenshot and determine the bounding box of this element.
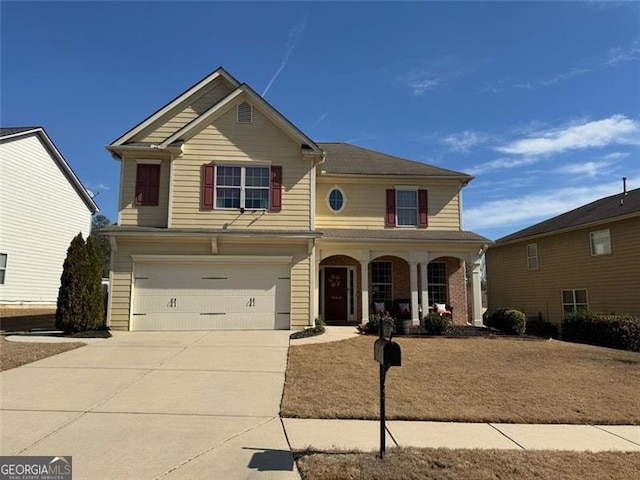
[623,177,627,196]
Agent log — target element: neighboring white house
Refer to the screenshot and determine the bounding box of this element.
[0,127,98,305]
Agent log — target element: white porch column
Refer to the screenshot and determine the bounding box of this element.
[360,260,369,323]
[410,261,420,325]
[471,261,484,327]
[420,262,429,317]
[312,248,320,325]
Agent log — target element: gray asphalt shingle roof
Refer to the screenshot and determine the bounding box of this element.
[318,142,472,178]
[496,187,640,244]
[320,228,490,243]
[0,126,41,137]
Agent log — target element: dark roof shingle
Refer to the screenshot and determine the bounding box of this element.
[0,126,41,137]
[318,143,472,178]
[320,228,490,243]
[496,187,640,244]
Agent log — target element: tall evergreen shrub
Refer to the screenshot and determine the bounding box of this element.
[56,233,105,333]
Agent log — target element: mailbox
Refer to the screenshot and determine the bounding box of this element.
[374,338,402,367]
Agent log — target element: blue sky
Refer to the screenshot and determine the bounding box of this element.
[2,1,639,240]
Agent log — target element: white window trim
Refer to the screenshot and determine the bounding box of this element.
[590,229,611,256]
[396,189,418,228]
[527,243,538,271]
[326,186,346,214]
[562,289,588,313]
[427,261,448,305]
[136,158,162,165]
[215,165,270,211]
[0,253,7,285]
[371,261,393,304]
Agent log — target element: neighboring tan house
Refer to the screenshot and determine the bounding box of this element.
[0,127,98,306]
[486,186,640,324]
[104,67,489,331]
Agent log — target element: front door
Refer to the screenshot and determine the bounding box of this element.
[323,267,348,322]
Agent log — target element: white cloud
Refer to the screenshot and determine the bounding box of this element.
[468,156,538,175]
[555,160,616,178]
[606,40,640,66]
[465,176,640,231]
[442,131,488,153]
[406,75,441,95]
[495,115,640,157]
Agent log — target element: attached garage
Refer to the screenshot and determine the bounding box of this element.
[131,258,291,330]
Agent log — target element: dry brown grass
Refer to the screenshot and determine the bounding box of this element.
[282,336,640,424]
[0,337,84,371]
[296,448,640,480]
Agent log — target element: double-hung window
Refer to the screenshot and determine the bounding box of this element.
[562,289,588,314]
[0,253,7,285]
[526,243,538,270]
[427,262,448,305]
[371,261,392,304]
[396,190,418,226]
[590,229,611,255]
[216,166,270,210]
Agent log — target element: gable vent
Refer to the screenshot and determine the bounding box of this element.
[237,102,253,124]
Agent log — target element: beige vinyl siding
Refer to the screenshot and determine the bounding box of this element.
[118,157,170,227]
[315,178,461,230]
[486,216,640,324]
[107,236,311,330]
[170,106,311,230]
[140,81,234,144]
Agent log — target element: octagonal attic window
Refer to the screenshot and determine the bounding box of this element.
[327,187,345,213]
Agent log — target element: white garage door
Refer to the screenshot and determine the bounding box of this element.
[132,263,291,330]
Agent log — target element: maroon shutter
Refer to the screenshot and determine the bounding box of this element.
[201,164,215,210]
[148,164,160,206]
[270,166,282,212]
[385,189,396,227]
[418,189,428,228]
[134,164,147,206]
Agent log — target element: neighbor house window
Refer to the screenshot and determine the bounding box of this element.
[134,163,160,206]
[371,261,392,305]
[0,254,7,284]
[590,229,611,256]
[327,187,345,213]
[396,190,418,226]
[427,262,448,305]
[216,165,269,210]
[527,243,538,270]
[562,289,588,314]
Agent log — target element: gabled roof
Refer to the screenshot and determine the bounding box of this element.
[110,67,241,146]
[495,187,640,244]
[108,67,322,156]
[318,143,472,180]
[1,126,99,213]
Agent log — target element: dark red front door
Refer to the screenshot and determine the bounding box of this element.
[324,267,348,322]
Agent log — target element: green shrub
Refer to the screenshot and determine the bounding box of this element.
[563,310,640,352]
[56,233,105,333]
[363,312,395,336]
[526,317,560,339]
[314,316,326,333]
[421,312,453,335]
[487,308,526,336]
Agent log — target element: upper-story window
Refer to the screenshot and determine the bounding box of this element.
[396,190,418,226]
[216,165,270,210]
[327,187,345,213]
[526,243,538,270]
[590,229,611,256]
[385,188,428,228]
[134,163,160,206]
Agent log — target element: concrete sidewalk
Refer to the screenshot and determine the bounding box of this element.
[282,418,640,452]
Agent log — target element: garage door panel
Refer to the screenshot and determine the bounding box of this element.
[132,262,291,330]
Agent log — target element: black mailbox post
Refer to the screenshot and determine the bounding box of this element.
[374,320,402,459]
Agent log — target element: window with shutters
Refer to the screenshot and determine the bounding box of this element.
[215,165,270,210]
[134,163,160,206]
[237,102,253,124]
[396,190,418,226]
[386,188,428,227]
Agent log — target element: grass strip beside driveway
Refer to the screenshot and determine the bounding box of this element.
[295,448,640,480]
[0,337,84,371]
[282,336,640,424]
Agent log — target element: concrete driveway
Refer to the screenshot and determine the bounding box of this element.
[1,331,298,480]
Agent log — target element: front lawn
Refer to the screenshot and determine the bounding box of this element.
[0,337,84,371]
[282,336,640,424]
[296,448,640,480]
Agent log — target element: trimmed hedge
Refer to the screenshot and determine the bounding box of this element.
[486,308,527,336]
[526,318,560,339]
[421,312,453,335]
[563,311,640,352]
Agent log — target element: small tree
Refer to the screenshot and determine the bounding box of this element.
[91,214,112,278]
[56,233,105,333]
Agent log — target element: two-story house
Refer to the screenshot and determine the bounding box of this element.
[104,67,489,331]
[1,127,98,307]
[486,186,640,324]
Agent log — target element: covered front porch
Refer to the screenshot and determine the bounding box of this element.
[314,239,486,327]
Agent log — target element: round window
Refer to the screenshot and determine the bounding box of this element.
[328,188,344,212]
